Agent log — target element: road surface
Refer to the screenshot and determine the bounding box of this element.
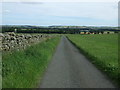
[39,36,115,88]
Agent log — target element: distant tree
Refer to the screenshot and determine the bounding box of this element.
[114,31,118,33]
[101,31,104,34]
[89,31,93,34]
[88,32,90,34]
[94,31,96,34]
[84,31,86,34]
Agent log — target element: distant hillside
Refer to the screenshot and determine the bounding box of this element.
[1,25,120,34]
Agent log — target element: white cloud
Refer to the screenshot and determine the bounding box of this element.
[20,2,43,5]
[3,2,118,20]
[2,0,120,2]
[2,2,118,26]
[30,2,118,20]
[4,10,11,13]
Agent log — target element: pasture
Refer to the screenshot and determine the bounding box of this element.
[67,34,119,86]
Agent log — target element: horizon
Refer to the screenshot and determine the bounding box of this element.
[1,24,118,27]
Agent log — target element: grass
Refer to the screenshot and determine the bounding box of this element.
[67,34,119,86]
[2,36,60,88]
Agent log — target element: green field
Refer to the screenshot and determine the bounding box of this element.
[2,37,60,88]
[67,34,119,86]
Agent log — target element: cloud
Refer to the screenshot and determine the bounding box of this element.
[2,9,11,14]
[17,2,116,21]
[2,0,120,2]
[4,10,11,13]
[20,2,43,5]
[2,2,118,26]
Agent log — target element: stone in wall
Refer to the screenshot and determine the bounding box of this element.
[1,32,54,52]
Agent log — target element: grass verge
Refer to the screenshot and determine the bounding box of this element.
[67,34,119,87]
[2,37,60,88]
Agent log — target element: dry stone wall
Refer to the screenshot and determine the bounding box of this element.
[0,32,54,52]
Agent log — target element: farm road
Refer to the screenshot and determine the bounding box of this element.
[39,36,115,88]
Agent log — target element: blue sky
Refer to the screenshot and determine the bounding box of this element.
[1,2,118,26]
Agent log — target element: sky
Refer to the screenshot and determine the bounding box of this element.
[1,2,118,26]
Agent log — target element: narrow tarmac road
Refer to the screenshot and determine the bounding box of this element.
[39,36,115,88]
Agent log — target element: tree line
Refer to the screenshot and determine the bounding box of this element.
[1,25,119,34]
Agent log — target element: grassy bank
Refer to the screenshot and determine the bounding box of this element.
[2,37,60,88]
[67,34,119,86]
